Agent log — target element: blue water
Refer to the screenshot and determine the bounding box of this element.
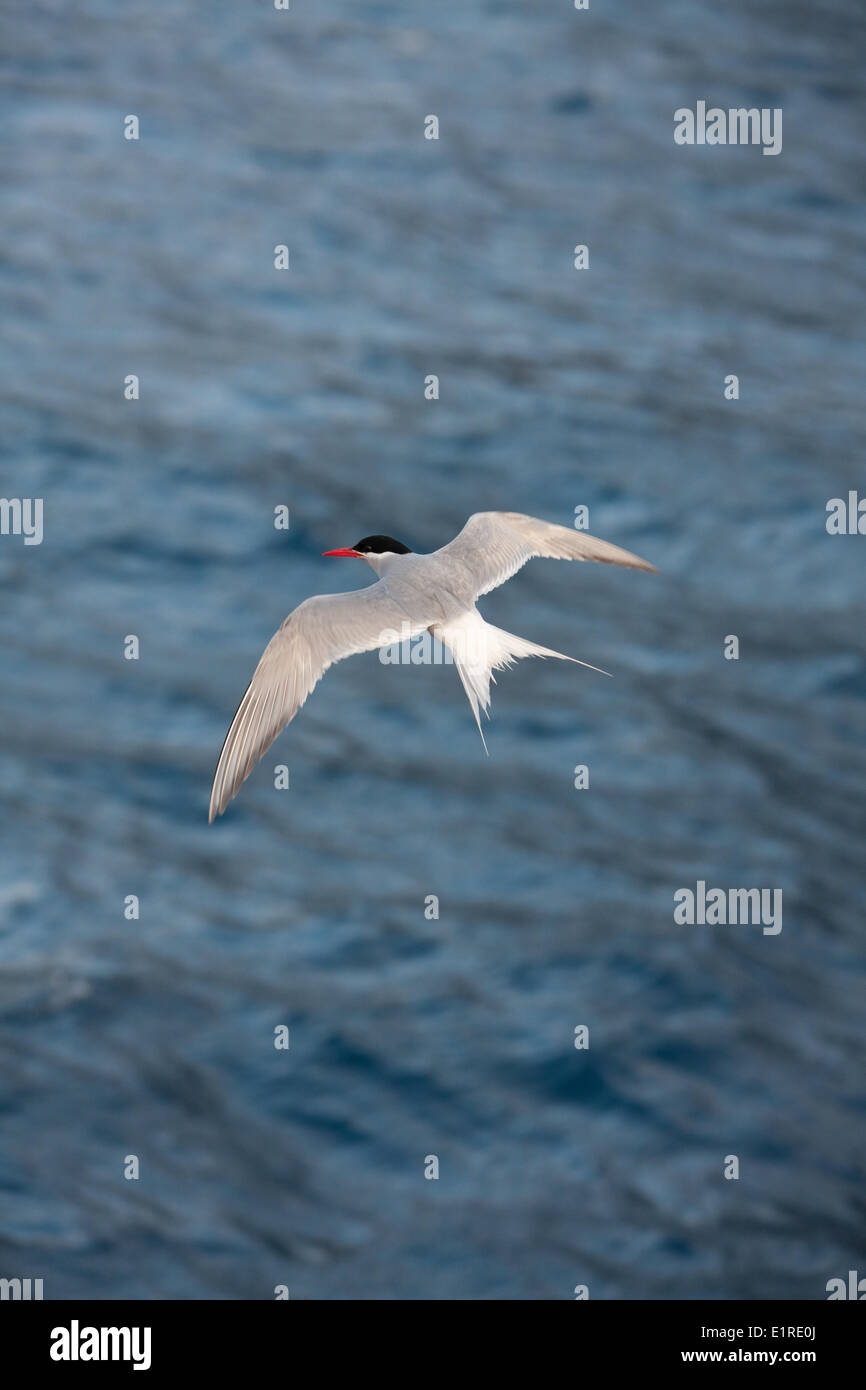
[1,0,865,1299]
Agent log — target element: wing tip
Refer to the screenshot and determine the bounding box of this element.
[602,552,657,573]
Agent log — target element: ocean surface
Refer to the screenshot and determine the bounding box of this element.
[1,0,865,1299]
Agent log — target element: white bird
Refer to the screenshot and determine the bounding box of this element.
[208,511,656,820]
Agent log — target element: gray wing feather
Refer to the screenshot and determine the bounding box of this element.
[209,583,425,820]
[434,511,656,599]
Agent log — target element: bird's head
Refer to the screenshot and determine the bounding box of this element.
[323,534,412,575]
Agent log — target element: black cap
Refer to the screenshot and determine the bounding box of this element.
[353,535,412,555]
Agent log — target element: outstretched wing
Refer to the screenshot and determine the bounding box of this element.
[434,511,656,599]
[209,583,426,820]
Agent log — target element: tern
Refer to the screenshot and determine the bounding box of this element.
[208,511,656,820]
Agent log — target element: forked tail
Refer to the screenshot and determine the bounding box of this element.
[433,614,611,752]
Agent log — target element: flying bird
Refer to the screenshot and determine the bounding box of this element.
[208,511,655,820]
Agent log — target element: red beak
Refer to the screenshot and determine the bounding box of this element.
[322,547,364,558]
